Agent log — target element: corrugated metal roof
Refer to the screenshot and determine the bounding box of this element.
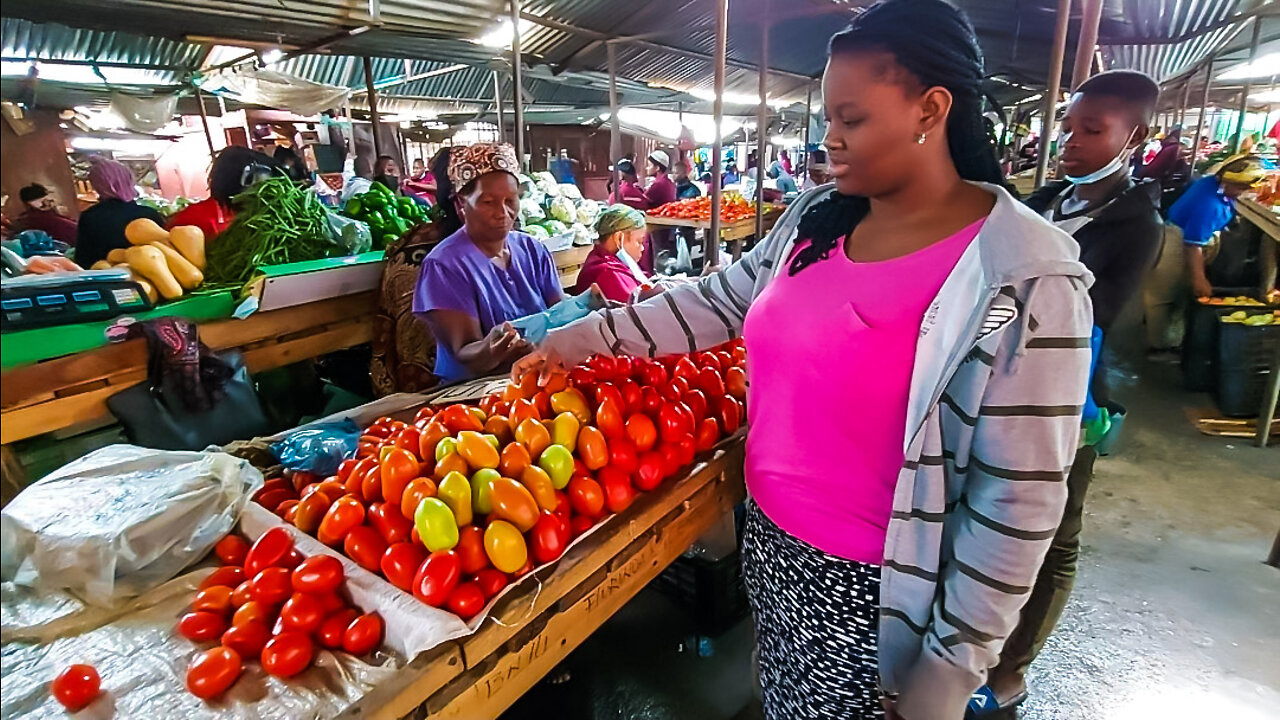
[2,17,207,84]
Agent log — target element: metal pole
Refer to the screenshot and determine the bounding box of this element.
[194,86,217,157]
[608,42,621,200]
[362,56,384,160]
[708,0,729,266]
[1178,81,1191,128]
[493,71,506,141]
[802,83,813,170]
[1035,0,1071,188]
[754,9,769,243]
[510,0,526,167]
[1071,0,1104,91]
[1234,18,1262,153]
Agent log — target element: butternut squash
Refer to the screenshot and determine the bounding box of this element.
[89,260,113,270]
[126,270,159,304]
[125,245,182,300]
[149,242,203,291]
[106,248,129,264]
[124,217,170,246]
[168,225,206,269]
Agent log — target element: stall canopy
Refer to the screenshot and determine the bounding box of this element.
[2,1,1277,120]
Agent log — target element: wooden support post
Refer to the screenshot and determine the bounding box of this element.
[754,9,769,245]
[608,43,621,198]
[1035,0,1071,188]
[493,71,506,141]
[708,0,729,266]
[362,56,384,160]
[1071,0,1103,91]
[1234,18,1262,152]
[510,0,526,168]
[194,86,217,157]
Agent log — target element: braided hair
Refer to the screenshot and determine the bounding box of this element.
[789,0,1004,275]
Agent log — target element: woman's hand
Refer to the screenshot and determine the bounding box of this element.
[511,346,567,387]
[483,322,533,365]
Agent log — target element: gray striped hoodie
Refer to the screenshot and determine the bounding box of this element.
[543,183,1094,719]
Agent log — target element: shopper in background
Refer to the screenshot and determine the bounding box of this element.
[978,69,1165,719]
[372,148,453,396]
[413,143,563,383]
[169,146,275,240]
[515,1,1092,718]
[17,183,77,245]
[372,155,403,195]
[403,156,437,202]
[801,150,832,190]
[673,161,702,199]
[75,158,167,268]
[608,158,648,210]
[642,150,676,209]
[571,205,648,302]
[1144,154,1266,358]
[767,161,799,195]
[273,145,310,183]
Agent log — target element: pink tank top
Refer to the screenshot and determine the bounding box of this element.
[742,218,984,564]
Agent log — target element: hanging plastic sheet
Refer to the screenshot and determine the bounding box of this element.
[198,68,350,117]
[110,91,180,134]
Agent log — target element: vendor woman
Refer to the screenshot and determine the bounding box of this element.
[572,205,649,302]
[413,142,564,383]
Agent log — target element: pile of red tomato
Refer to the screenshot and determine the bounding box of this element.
[179,528,383,700]
[253,340,747,623]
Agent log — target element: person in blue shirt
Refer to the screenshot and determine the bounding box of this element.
[1144,154,1266,356]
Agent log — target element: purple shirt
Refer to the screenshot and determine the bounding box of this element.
[413,228,563,382]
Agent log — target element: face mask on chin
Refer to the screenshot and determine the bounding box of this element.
[1065,127,1141,185]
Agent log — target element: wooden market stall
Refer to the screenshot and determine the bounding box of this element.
[1227,197,1280,447]
[645,203,786,262]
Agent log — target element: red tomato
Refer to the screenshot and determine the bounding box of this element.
[718,396,743,434]
[413,550,461,607]
[363,423,392,439]
[695,417,720,453]
[473,568,509,600]
[683,389,708,422]
[595,397,626,439]
[318,496,366,546]
[367,502,413,545]
[178,610,228,642]
[280,549,305,571]
[695,367,726,398]
[186,646,242,700]
[192,586,234,616]
[221,620,270,659]
[625,413,658,452]
[614,355,634,381]
[439,404,483,433]
[232,601,275,627]
[528,511,569,564]
[418,420,450,463]
[676,436,696,467]
[342,613,384,656]
[658,443,683,478]
[231,580,253,608]
[553,490,572,522]
[315,592,347,614]
[380,447,419,505]
[249,567,293,606]
[389,427,420,454]
[381,542,428,591]
[279,593,327,634]
[290,554,344,595]
[360,465,383,504]
[336,459,359,482]
[344,525,389,572]
[567,365,596,388]
[279,500,300,522]
[672,356,698,384]
[640,386,664,416]
[200,566,245,590]
[244,527,294,576]
[567,475,605,519]
[257,488,294,513]
[214,535,250,566]
[637,360,668,388]
[634,451,666,491]
[455,526,490,575]
[51,664,100,711]
[293,493,333,535]
[317,608,360,650]
[261,632,314,678]
[608,436,639,474]
[619,380,644,415]
[445,582,486,621]
[592,382,623,410]
[570,514,596,538]
[599,467,637,513]
[414,405,437,423]
[725,365,747,400]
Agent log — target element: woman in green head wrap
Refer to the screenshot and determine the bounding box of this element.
[572,204,650,301]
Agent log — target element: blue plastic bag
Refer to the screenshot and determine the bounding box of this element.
[271,419,361,476]
[509,291,596,345]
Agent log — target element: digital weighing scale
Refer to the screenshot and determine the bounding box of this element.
[1,268,154,331]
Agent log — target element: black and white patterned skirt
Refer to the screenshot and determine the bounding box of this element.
[741,500,884,720]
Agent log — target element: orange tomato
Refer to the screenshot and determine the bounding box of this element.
[499,442,532,478]
[576,425,609,471]
[489,477,540,532]
[432,451,470,481]
[518,465,558,512]
[515,418,552,459]
[509,398,539,426]
[400,477,438,519]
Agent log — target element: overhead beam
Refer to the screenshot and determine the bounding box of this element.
[353,63,469,95]
[1099,7,1280,47]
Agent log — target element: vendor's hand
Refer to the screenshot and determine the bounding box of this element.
[486,322,533,363]
[881,697,905,720]
[1191,276,1214,300]
[511,347,567,388]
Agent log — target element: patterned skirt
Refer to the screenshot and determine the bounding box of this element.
[741,501,884,720]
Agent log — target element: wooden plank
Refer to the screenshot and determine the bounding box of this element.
[551,245,592,271]
[1,340,149,410]
[428,470,743,718]
[1,383,125,444]
[199,292,376,349]
[336,643,466,720]
[240,320,372,373]
[1236,198,1280,242]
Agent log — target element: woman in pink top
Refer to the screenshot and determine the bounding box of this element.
[517,2,1091,718]
[572,205,648,301]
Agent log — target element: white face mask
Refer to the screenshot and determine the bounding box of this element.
[1064,127,1141,185]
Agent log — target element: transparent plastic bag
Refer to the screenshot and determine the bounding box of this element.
[325,212,373,255]
[271,420,361,477]
[0,445,262,605]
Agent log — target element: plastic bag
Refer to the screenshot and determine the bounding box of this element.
[0,445,262,605]
[510,291,597,344]
[326,212,373,255]
[271,419,361,476]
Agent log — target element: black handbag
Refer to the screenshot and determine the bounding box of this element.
[107,349,271,451]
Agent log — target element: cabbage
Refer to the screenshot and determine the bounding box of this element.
[558,183,583,201]
[517,174,538,198]
[572,223,595,246]
[548,196,576,223]
[524,224,550,240]
[575,200,600,226]
[520,198,546,222]
[533,172,560,196]
[543,219,569,236]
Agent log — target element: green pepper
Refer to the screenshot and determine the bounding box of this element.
[363,192,386,210]
[394,216,411,235]
[344,198,363,216]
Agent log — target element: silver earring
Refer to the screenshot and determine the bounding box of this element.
[916,133,927,145]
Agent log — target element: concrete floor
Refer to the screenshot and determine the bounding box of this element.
[503,334,1280,720]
